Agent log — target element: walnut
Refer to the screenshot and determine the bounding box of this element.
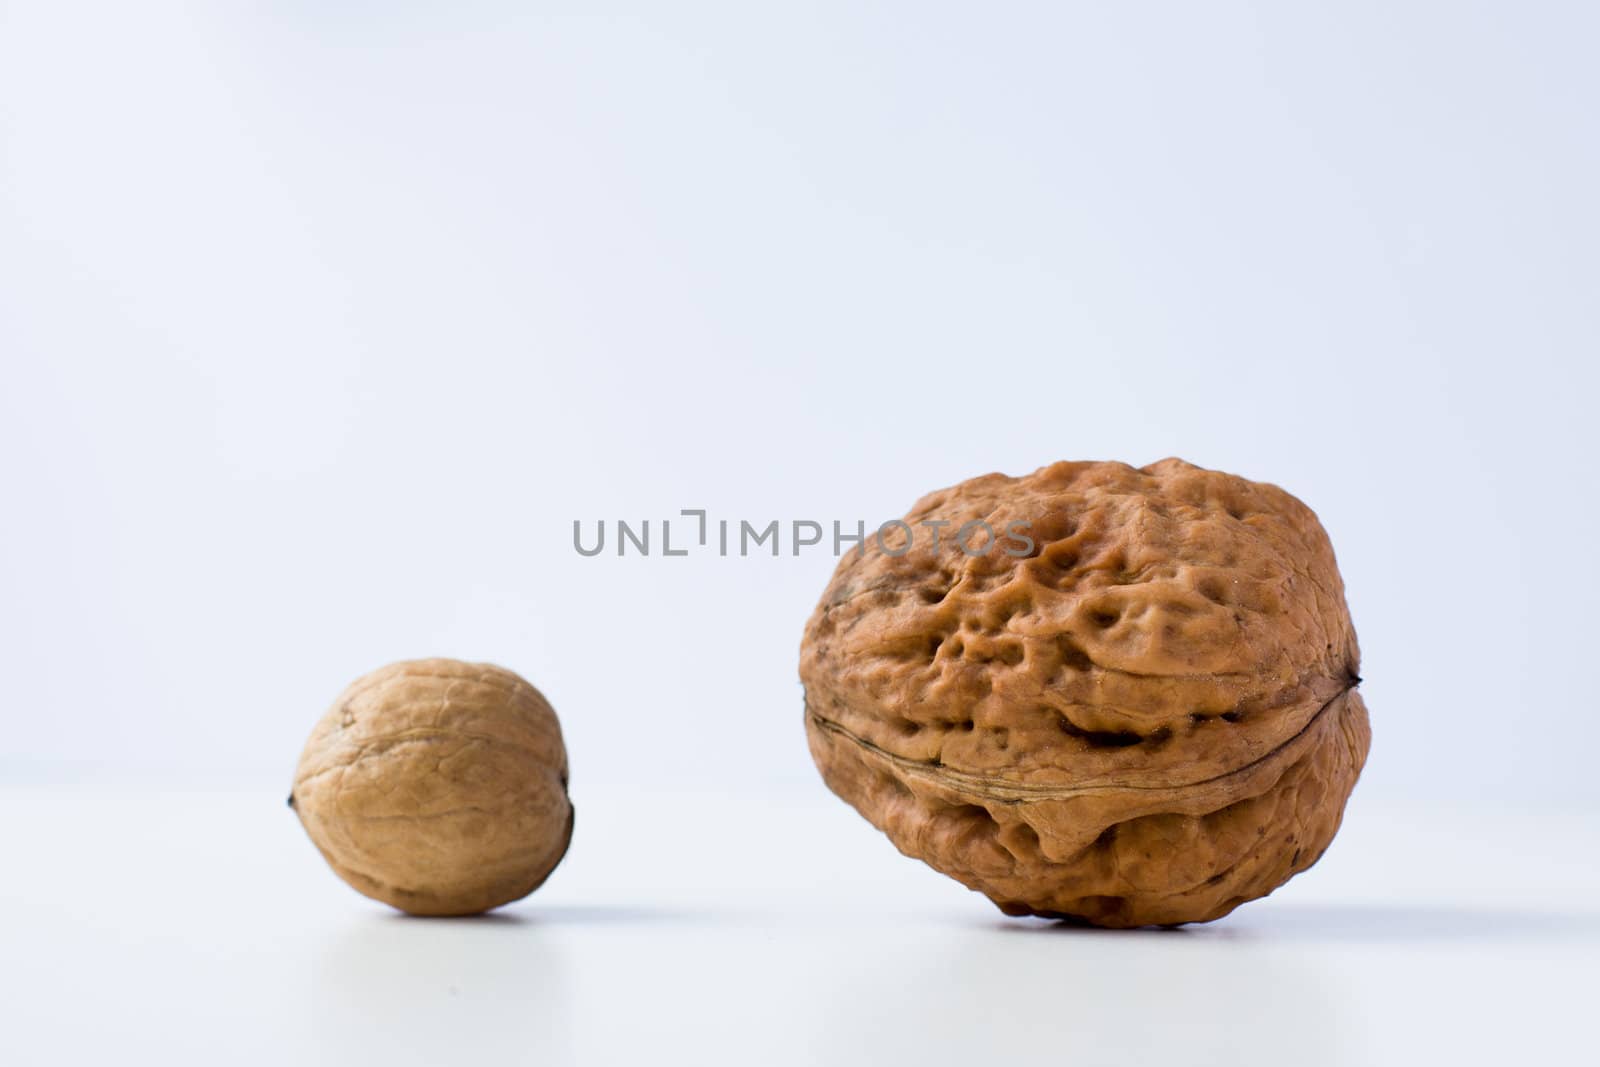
[800,459,1369,927]
[290,659,572,916]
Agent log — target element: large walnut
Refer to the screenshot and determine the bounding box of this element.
[800,459,1369,927]
[291,659,572,916]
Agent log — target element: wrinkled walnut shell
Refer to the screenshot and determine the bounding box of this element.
[291,659,573,916]
[800,459,1369,927]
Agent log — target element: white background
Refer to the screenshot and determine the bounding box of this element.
[2,3,1597,1065]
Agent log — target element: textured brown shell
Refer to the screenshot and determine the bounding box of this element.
[800,458,1369,927]
[291,659,573,916]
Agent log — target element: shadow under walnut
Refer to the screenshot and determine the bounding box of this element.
[799,458,1370,928]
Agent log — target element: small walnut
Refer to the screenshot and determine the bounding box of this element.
[800,459,1369,927]
[290,659,572,916]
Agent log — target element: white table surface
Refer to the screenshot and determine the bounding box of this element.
[3,780,1595,1066]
